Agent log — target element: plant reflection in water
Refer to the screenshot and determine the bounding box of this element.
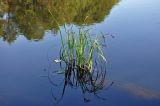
[48,27,113,104]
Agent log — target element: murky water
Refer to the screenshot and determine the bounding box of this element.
[0,0,160,106]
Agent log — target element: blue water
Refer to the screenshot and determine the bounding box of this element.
[0,0,160,105]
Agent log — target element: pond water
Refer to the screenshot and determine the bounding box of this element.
[0,0,160,106]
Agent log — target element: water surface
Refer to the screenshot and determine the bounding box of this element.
[0,0,160,106]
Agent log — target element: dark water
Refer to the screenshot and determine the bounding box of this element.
[0,0,160,106]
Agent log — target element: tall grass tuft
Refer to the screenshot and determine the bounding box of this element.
[58,25,107,72]
[49,10,109,103]
[51,26,110,103]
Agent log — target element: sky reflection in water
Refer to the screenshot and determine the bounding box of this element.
[0,0,160,105]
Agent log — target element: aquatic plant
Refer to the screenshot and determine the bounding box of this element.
[59,26,107,72]
[48,7,109,102]
[49,25,111,103]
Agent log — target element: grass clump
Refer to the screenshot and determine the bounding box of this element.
[48,8,110,103]
[51,25,110,103]
[59,26,107,72]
